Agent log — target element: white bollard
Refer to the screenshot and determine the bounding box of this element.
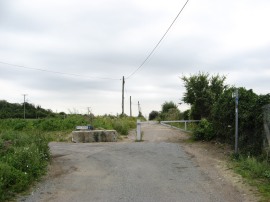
[136,119,141,141]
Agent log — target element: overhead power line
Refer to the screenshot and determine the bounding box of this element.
[126,0,190,79]
[0,61,121,81]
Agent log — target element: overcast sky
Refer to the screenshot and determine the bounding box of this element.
[0,0,270,117]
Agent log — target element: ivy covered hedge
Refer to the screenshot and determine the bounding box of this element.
[211,87,270,155]
[182,73,270,156]
[192,87,270,156]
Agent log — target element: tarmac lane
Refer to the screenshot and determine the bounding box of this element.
[18,124,244,202]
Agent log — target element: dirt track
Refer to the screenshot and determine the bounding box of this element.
[17,123,259,202]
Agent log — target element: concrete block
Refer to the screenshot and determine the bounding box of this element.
[72,130,118,143]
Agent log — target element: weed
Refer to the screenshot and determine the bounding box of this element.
[0,131,50,201]
[231,155,270,201]
[0,115,136,201]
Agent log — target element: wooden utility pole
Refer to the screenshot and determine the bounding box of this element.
[122,76,125,115]
[130,96,132,117]
[22,94,27,119]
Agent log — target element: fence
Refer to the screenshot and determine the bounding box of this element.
[160,120,200,133]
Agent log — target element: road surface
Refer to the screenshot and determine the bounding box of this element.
[18,124,247,202]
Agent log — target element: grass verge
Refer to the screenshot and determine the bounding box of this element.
[231,155,270,201]
[0,131,51,201]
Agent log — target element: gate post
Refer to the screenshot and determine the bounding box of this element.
[136,119,141,141]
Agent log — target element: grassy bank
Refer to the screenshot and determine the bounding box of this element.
[0,115,136,201]
[231,156,270,201]
[0,131,51,201]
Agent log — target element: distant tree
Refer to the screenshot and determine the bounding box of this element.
[161,101,178,113]
[0,100,55,119]
[182,109,190,120]
[160,101,180,121]
[149,111,159,120]
[181,72,227,120]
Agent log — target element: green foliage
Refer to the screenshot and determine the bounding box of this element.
[212,87,270,155]
[149,111,159,120]
[114,117,135,135]
[91,115,136,135]
[0,100,55,119]
[182,110,190,120]
[0,131,50,201]
[0,114,136,201]
[159,101,181,121]
[161,101,178,113]
[181,72,270,156]
[193,119,214,141]
[232,156,270,201]
[181,72,227,119]
[0,115,89,133]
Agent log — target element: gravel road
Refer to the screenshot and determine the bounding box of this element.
[18,124,246,202]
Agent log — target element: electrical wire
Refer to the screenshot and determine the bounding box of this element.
[0,61,121,81]
[126,0,190,79]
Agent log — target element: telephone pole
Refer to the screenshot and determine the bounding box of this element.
[130,96,132,117]
[22,94,27,119]
[122,76,125,115]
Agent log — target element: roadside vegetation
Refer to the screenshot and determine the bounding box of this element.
[148,101,196,131]
[149,72,270,200]
[0,103,137,201]
[180,72,270,201]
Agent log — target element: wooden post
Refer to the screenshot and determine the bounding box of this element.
[130,96,132,117]
[122,76,125,115]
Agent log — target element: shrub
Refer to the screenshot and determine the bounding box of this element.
[0,131,50,200]
[211,87,270,155]
[112,119,129,135]
[0,162,28,200]
[149,111,159,120]
[193,119,214,141]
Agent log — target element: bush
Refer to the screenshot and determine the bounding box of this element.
[112,120,129,135]
[0,131,50,200]
[211,87,270,155]
[0,162,28,200]
[149,111,159,120]
[193,119,214,141]
[112,118,136,135]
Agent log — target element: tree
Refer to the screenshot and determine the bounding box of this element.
[161,101,178,113]
[159,101,181,121]
[149,111,159,120]
[181,72,227,120]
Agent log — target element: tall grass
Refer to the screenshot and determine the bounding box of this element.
[0,115,136,201]
[0,131,51,201]
[232,156,270,201]
[92,116,136,135]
